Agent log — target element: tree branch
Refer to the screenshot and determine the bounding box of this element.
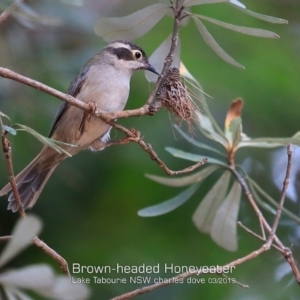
[0,0,25,24]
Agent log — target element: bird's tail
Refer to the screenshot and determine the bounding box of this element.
[0,153,58,212]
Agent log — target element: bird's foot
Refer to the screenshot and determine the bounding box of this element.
[87,101,97,122]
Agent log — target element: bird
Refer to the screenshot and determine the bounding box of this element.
[0,40,159,212]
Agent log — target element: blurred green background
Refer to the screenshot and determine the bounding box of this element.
[0,0,300,299]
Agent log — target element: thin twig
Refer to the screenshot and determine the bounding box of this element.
[232,169,284,249]
[238,221,281,251]
[33,237,70,276]
[232,168,300,285]
[104,125,207,175]
[0,67,205,176]
[266,144,293,247]
[111,245,271,300]
[146,0,184,105]
[0,116,26,217]
[0,0,25,24]
[0,235,70,276]
[0,119,70,276]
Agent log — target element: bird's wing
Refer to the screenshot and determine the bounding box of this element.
[48,65,91,137]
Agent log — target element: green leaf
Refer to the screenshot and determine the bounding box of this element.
[247,177,300,225]
[226,117,242,147]
[197,14,279,38]
[0,215,42,267]
[192,170,231,233]
[138,183,200,217]
[195,111,228,147]
[0,111,11,122]
[248,180,277,215]
[174,125,226,157]
[229,0,245,9]
[1,125,17,136]
[211,180,241,251]
[192,16,244,69]
[14,124,76,157]
[146,165,218,187]
[180,62,225,137]
[184,0,229,7]
[230,4,288,24]
[146,33,181,83]
[95,3,170,41]
[165,147,227,166]
[238,134,300,149]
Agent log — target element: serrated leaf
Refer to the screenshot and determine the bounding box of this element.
[138,183,200,217]
[0,216,42,267]
[211,180,241,251]
[14,124,76,157]
[1,125,17,136]
[230,4,288,24]
[95,3,170,41]
[192,16,244,69]
[146,165,218,187]
[146,34,181,82]
[192,171,231,233]
[165,147,227,165]
[184,0,229,8]
[197,14,279,38]
[174,124,226,157]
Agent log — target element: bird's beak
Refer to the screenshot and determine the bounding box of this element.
[144,63,159,75]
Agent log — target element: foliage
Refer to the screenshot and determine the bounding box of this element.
[0,216,89,300]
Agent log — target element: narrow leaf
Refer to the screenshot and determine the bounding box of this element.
[226,117,242,147]
[230,4,288,24]
[197,14,279,38]
[165,147,227,165]
[238,135,300,149]
[0,216,42,267]
[14,124,76,157]
[184,0,229,8]
[229,0,245,9]
[146,34,181,82]
[138,183,200,217]
[225,98,243,129]
[0,265,54,290]
[211,180,241,251]
[1,125,17,136]
[146,165,218,187]
[0,111,11,122]
[248,177,300,225]
[174,124,226,157]
[195,111,228,146]
[192,171,231,233]
[192,16,244,69]
[95,3,170,41]
[6,289,35,300]
[179,62,225,136]
[38,276,90,300]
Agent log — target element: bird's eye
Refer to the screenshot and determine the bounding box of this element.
[132,50,142,60]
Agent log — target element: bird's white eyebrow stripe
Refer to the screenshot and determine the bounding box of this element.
[107,42,131,50]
